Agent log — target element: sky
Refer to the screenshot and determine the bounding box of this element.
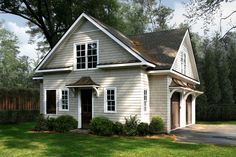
[0,0,235,60]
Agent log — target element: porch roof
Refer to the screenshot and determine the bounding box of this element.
[66,76,99,88]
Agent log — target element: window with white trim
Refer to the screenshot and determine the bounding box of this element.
[104,88,116,112]
[59,89,69,111]
[181,51,187,75]
[144,89,147,112]
[76,41,98,69]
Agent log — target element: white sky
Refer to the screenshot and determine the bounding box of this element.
[0,0,235,60]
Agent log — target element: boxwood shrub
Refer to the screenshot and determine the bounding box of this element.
[112,121,124,135]
[137,122,149,136]
[149,116,164,134]
[54,115,78,133]
[89,117,113,136]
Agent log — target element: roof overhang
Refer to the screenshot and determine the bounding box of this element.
[32,77,44,80]
[169,86,203,97]
[148,69,200,85]
[36,67,73,73]
[97,62,153,68]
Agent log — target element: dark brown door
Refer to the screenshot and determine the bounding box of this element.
[81,89,92,129]
[171,92,180,129]
[186,95,192,125]
[46,90,56,114]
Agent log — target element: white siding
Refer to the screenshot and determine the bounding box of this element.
[149,75,169,131]
[42,19,138,69]
[172,32,199,81]
[42,67,143,123]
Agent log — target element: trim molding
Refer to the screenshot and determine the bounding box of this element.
[97,62,145,68]
[36,67,73,73]
[32,77,44,80]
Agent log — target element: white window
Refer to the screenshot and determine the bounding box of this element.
[144,89,147,112]
[104,87,117,113]
[59,89,69,111]
[181,51,186,75]
[75,41,98,70]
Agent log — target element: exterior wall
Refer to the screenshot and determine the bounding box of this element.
[140,70,150,123]
[40,82,44,114]
[149,75,169,131]
[42,19,138,69]
[42,67,143,123]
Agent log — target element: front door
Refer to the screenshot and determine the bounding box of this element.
[171,92,180,129]
[81,89,92,129]
[46,90,56,114]
[186,95,192,125]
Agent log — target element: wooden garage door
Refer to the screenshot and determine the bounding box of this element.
[186,95,192,125]
[171,92,180,129]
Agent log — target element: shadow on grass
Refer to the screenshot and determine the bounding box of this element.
[0,123,208,157]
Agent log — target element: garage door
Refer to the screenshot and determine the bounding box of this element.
[171,92,180,129]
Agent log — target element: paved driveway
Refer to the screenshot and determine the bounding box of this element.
[172,124,236,145]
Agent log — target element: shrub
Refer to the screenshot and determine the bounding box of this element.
[46,117,56,131]
[124,115,139,136]
[113,122,124,135]
[137,122,149,136]
[34,114,48,131]
[54,115,77,133]
[89,117,113,136]
[149,116,164,134]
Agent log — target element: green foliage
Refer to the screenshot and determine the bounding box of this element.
[34,114,48,131]
[46,117,56,131]
[112,121,124,135]
[0,24,36,88]
[89,117,113,136]
[0,110,39,124]
[137,122,149,136]
[149,116,164,134]
[54,115,77,133]
[124,115,139,136]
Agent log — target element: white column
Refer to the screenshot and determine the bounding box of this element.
[192,97,196,124]
[180,92,186,128]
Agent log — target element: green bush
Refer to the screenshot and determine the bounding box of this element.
[113,121,124,135]
[0,110,39,124]
[149,116,164,134]
[34,114,48,131]
[89,117,113,136]
[124,115,139,136]
[46,117,56,131]
[137,122,149,136]
[54,115,77,133]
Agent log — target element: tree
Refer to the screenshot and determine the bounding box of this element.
[119,0,174,35]
[0,0,121,49]
[0,23,34,88]
[228,42,236,102]
[185,0,236,37]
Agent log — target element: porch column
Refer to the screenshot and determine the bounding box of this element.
[192,96,196,124]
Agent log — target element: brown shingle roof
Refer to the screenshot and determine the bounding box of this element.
[66,77,99,86]
[88,15,186,70]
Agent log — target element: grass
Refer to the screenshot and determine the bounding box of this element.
[0,123,236,157]
[197,121,236,125]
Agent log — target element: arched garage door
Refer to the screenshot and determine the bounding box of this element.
[186,95,192,125]
[171,92,180,129]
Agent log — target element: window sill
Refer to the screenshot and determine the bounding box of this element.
[104,111,117,114]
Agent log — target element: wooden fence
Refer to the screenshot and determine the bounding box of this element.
[0,88,39,111]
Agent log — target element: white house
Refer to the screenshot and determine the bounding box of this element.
[33,13,202,132]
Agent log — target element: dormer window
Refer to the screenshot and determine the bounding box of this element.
[75,41,98,70]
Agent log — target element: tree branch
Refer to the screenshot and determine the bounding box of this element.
[221,25,236,39]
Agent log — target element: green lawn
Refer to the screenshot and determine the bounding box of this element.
[197,121,236,125]
[0,123,236,157]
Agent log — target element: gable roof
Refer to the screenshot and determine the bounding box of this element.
[66,76,99,87]
[35,13,190,73]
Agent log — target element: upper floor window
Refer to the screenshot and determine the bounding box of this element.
[75,41,98,70]
[181,51,186,75]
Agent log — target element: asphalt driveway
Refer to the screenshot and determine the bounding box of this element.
[172,124,236,145]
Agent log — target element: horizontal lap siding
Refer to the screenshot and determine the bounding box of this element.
[43,68,142,123]
[42,20,137,69]
[149,75,169,130]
